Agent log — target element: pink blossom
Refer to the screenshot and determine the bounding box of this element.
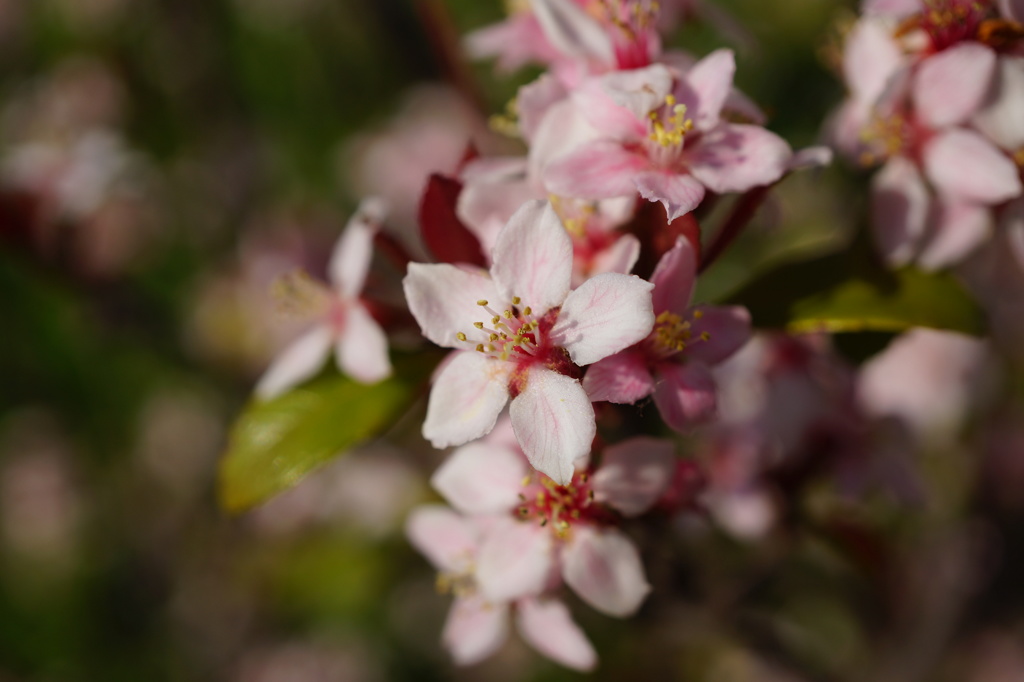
[405,505,597,671]
[583,236,751,431]
[403,199,655,484]
[544,52,792,221]
[255,199,392,399]
[427,426,676,617]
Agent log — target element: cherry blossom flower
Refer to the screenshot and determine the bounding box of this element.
[405,505,597,671]
[543,52,792,222]
[426,423,675,618]
[403,199,655,484]
[255,199,392,399]
[583,236,751,431]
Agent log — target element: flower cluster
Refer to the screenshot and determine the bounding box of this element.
[833,0,1024,269]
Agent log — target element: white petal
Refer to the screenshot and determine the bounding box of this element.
[515,598,597,672]
[588,233,641,277]
[255,326,332,400]
[330,197,386,297]
[843,18,904,104]
[476,517,554,602]
[592,436,676,517]
[561,526,651,617]
[913,42,996,129]
[972,56,1024,152]
[595,64,675,125]
[510,369,595,485]
[918,200,992,270]
[423,351,511,449]
[431,441,528,514]
[405,505,479,572]
[923,129,1022,205]
[443,595,510,666]
[550,273,655,366]
[403,262,503,349]
[336,303,391,383]
[870,156,930,266]
[492,200,573,316]
[530,0,614,63]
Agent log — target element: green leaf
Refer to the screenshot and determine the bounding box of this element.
[218,355,432,512]
[728,253,985,337]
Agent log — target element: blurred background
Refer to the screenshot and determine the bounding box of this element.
[2,0,1024,680]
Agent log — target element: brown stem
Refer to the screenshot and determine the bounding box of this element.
[699,184,772,273]
[413,0,489,117]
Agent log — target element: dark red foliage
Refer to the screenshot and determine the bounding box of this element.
[417,173,487,268]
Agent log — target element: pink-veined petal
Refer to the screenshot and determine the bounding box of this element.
[431,441,528,514]
[634,169,705,223]
[592,436,676,517]
[545,141,651,200]
[650,236,697,316]
[653,360,717,432]
[923,129,1022,205]
[510,368,595,485]
[443,595,510,666]
[335,303,391,383]
[588,233,641,277]
[516,598,597,672]
[687,124,792,194]
[918,200,992,270]
[492,200,573,316]
[972,56,1024,152]
[561,526,651,617]
[405,505,479,572]
[476,517,554,602]
[582,350,655,404]
[404,263,503,349]
[255,325,332,400]
[871,156,930,266]
[423,351,511,449]
[583,65,673,133]
[457,173,538,258]
[843,18,904,103]
[550,272,655,366]
[530,0,614,63]
[681,48,735,130]
[913,42,996,129]
[685,305,752,366]
[529,98,602,182]
[330,197,386,297]
[517,74,568,143]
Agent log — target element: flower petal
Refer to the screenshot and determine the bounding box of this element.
[972,56,1024,152]
[917,200,992,270]
[652,360,717,431]
[404,262,503,348]
[582,350,655,404]
[592,436,676,517]
[561,526,651,617]
[870,156,930,266]
[842,18,904,103]
[443,595,510,666]
[580,64,673,135]
[922,128,1022,205]
[544,141,651,200]
[687,123,792,194]
[650,236,698,316]
[255,326,332,400]
[510,368,595,485]
[588,233,641,277]
[634,169,706,222]
[476,517,554,602]
[405,505,480,572]
[423,351,511,449]
[913,42,996,129]
[515,598,597,672]
[550,272,655,366]
[530,0,614,63]
[336,303,391,383]
[431,441,528,514]
[680,48,735,130]
[330,197,386,297]
[685,305,752,366]
[492,200,573,316]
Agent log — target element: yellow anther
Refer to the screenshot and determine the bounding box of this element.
[521,476,532,487]
[476,344,485,352]
[473,322,484,329]
[503,309,513,319]
[456,332,467,341]
[489,333,499,341]
[512,296,521,305]
[692,309,704,319]
[492,316,501,325]
[665,94,676,107]
[701,331,711,341]
[477,299,489,306]
[523,306,532,316]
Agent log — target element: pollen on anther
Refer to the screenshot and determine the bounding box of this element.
[701,331,711,341]
[475,344,485,352]
[456,332,467,341]
[523,306,532,316]
[473,322,484,329]
[512,296,521,305]
[476,299,489,306]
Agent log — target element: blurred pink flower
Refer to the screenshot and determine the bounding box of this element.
[404,199,654,483]
[255,199,392,399]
